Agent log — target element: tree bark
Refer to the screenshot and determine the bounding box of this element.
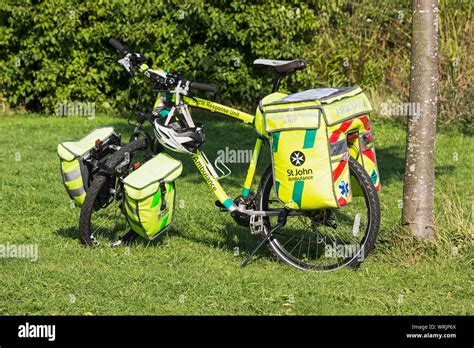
[402,0,438,241]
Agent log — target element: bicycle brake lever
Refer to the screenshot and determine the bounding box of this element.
[118,54,133,74]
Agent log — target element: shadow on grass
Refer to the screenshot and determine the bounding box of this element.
[171,223,271,259]
[54,220,273,262]
[55,227,80,241]
[376,146,405,185]
[375,146,456,185]
[55,225,123,244]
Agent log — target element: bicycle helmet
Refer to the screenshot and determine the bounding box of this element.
[153,117,206,154]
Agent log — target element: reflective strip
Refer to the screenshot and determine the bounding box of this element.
[124,197,138,217]
[264,105,321,114]
[68,187,85,196]
[126,214,144,233]
[64,169,82,182]
[66,177,84,190]
[330,140,348,157]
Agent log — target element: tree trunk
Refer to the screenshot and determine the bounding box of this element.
[402,0,439,241]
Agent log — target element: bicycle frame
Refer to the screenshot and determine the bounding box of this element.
[75,40,380,269]
[133,61,300,218]
[183,95,268,215]
[151,91,277,217]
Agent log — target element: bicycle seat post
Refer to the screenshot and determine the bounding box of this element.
[253,58,306,93]
[271,72,286,93]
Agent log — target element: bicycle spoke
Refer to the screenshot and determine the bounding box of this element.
[288,235,305,254]
[281,234,297,248]
[91,199,124,239]
[262,164,374,270]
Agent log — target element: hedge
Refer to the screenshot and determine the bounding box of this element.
[0,0,471,130]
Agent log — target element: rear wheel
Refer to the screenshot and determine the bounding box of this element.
[255,157,380,271]
[79,139,148,246]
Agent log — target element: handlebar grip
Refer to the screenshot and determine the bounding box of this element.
[190,82,218,93]
[108,38,128,55]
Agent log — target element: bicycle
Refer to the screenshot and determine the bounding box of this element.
[78,38,380,271]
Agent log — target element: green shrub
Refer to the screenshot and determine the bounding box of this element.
[0,0,471,132]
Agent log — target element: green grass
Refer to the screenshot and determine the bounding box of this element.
[0,113,472,315]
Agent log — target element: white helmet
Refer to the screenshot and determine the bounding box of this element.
[153,118,206,154]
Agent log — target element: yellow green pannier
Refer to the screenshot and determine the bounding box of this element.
[262,86,379,210]
[254,92,288,139]
[57,127,118,207]
[123,153,182,240]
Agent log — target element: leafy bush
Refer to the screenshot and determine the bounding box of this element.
[0,0,471,131]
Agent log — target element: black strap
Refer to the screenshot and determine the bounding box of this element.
[159,180,167,211]
[87,157,119,176]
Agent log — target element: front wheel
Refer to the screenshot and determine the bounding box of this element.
[255,157,380,271]
[79,138,148,246]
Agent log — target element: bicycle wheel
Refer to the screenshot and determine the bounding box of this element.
[255,157,380,271]
[79,138,148,246]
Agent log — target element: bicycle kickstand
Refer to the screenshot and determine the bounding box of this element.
[241,208,289,268]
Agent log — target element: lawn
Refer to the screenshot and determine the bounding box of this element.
[0,112,472,315]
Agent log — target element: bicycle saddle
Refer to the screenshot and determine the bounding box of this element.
[253,58,306,74]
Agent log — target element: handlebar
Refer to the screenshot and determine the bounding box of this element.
[108,38,128,55]
[190,82,218,93]
[108,38,217,93]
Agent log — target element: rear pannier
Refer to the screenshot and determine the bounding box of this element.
[262,86,380,210]
[58,127,120,207]
[123,153,182,240]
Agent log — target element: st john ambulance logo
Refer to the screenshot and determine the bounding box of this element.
[290,151,305,166]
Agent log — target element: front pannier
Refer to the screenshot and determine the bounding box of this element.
[262,86,380,210]
[123,153,182,240]
[58,127,120,207]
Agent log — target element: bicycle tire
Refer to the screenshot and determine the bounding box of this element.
[255,157,381,271]
[79,138,147,246]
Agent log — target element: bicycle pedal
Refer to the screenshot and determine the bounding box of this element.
[249,215,264,235]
